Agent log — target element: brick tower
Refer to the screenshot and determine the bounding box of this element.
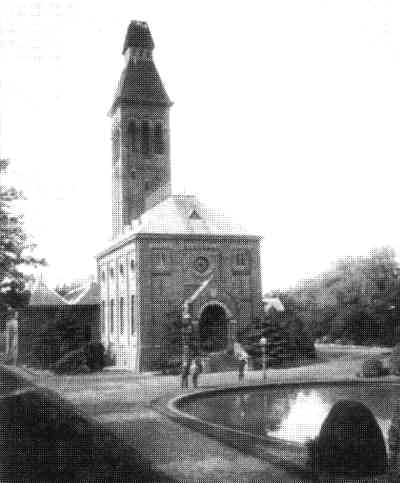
[109,21,172,238]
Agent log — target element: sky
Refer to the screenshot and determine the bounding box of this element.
[1,0,400,292]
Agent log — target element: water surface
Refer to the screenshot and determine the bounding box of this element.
[181,383,400,446]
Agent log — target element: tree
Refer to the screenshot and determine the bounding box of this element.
[0,159,45,315]
[287,247,400,345]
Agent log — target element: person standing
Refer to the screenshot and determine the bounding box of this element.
[238,357,246,383]
[181,361,190,388]
[5,309,19,365]
[192,358,203,388]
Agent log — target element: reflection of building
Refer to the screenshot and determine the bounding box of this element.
[96,21,263,371]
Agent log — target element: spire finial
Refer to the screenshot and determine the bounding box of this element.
[122,21,154,55]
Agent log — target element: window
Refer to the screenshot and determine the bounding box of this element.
[101,301,106,333]
[110,267,114,278]
[110,299,114,333]
[130,170,136,180]
[236,252,247,266]
[127,120,137,150]
[101,271,105,282]
[144,180,150,191]
[120,264,124,275]
[141,120,150,154]
[130,259,135,270]
[131,295,136,334]
[120,297,124,334]
[154,121,164,154]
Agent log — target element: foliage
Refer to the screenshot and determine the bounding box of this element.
[282,247,400,347]
[239,296,316,368]
[29,310,91,368]
[390,343,400,375]
[52,342,106,374]
[360,357,387,378]
[52,347,90,374]
[85,342,106,372]
[0,159,45,317]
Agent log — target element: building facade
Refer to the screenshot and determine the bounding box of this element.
[97,21,263,372]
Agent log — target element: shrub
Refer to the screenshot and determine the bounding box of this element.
[30,311,91,368]
[361,358,385,378]
[390,343,400,375]
[309,400,387,477]
[85,342,105,372]
[52,347,89,374]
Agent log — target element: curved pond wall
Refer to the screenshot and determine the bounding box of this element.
[168,381,400,479]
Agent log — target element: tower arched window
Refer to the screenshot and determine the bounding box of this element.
[127,120,138,151]
[141,120,151,155]
[154,121,165,154]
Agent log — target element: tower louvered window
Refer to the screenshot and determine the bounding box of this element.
[141,120,150,154]
[127,120,138,151]
[154,121,164,154]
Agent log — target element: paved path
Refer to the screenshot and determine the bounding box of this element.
[1,347,394,482]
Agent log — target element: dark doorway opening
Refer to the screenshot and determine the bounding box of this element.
[199,304,227,352]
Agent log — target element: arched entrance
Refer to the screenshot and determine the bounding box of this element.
[199,304,228,352]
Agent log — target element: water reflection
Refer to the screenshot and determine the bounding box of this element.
[269,391,331,443]
[182,383,400,476]
[183,383,400,447]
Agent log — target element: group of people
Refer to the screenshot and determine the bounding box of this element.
[181,355,248,388]
[181,358,203,388]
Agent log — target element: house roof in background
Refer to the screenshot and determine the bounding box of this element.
[67,281,100,306]
[29,279,67,306]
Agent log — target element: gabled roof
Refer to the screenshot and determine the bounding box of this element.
[29,279,67,306]
[67,281,100,306]
[263,297,285,313]
[130,194,254,237]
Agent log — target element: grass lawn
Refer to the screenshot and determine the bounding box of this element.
[1,344,396,482]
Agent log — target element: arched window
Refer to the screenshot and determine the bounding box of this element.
[120,264,124,275]
[110,299,114,334]
[120,297,124,334]
[153,121,164,154]
[130,259,135,270]
[236,252,247,266]
[127,120,138,150]
[141,120,150,155]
